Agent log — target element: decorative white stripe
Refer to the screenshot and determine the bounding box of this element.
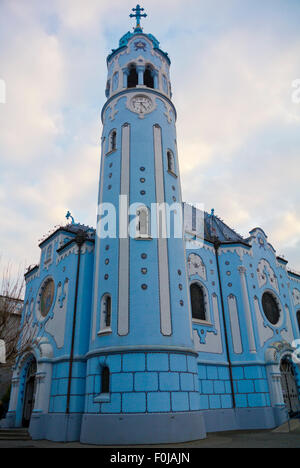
[228,295,243,354]
[238,266,256,353]
[118,124,130,336]
[153,125,172,336]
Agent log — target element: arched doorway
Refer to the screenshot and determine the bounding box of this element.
[22,358,37,428]
[280,357,300,416]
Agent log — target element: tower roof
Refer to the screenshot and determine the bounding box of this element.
[107,5,170,64]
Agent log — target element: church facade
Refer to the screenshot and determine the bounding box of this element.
[2,6,300,444]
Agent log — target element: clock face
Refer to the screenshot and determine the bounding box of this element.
[131,95,153,114]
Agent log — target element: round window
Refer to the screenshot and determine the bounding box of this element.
[262,292,280,325]
[40,279,55,318]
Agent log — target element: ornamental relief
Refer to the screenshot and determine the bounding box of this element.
[292,288,300,306]
[257,259,279,293]
[187,253,207,281]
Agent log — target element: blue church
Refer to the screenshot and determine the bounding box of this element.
[2,6,300,444]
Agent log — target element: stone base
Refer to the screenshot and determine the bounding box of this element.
[29,413,83,442]
[203,407,283,433]
[80,412,207,445]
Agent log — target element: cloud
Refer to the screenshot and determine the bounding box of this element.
[0,0,300,275]
[0,3,66,163]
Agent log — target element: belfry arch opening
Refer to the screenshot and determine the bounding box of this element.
[128,64,138,88]
[297,310,300,333]
[144,66,154,89]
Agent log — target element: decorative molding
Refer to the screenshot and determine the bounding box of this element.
[257,258,279,293]
[219,246,253,261]
[292,288,300,307]
[228,294,243,354]
[187,253,207,281]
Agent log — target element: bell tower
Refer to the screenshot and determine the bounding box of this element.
[82,6,206,444]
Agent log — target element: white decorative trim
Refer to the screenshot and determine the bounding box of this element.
[281,305,295,345]
[253,295,274,347]
[118,124,130,336]
[25,267,40,284]
[228,294,243,354]
[238,265,256,353]
[56,245,79,265]
[219,246,253,261]
[257,258,279,293]
[153,124,172,336]
[187,253,207,281]
[45,280,69,349]
[292,288,300,307]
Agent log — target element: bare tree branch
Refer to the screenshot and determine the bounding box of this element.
[0,259,38,369]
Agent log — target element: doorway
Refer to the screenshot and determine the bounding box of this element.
[280,357,300,416]
[22,358,37,428]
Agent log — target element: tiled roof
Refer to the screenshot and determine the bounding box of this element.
[184,203,245,244]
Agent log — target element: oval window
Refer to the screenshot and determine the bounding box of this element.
[40,279,55,318]
[262,292,280,325]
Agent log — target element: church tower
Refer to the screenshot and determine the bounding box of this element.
[81,6,206,444]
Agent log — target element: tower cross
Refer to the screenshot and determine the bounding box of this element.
[130,4,147,31]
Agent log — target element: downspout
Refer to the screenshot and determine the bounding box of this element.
[66,230,87,416]
[213,239,236,409]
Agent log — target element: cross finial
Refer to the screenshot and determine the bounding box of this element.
[130,4,147,32]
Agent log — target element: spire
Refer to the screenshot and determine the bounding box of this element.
[129,4,147,33]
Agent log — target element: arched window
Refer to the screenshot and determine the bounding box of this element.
[262,292,281,325]
[144,66,154,89]
[297,311,300,333]
[190,283,206,321]
[167,150,176,175]
[108,130,117,153]
[105,79,111,98]
[112,72,119,92]
[45,244,52,263]
[162,74,168,94]
[127,64,138,88]
[101,366,110,394]
[136,206,150,238]
[101,294,112,330]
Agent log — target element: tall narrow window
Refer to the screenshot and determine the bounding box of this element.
[297,310,300,333]
[105,80,111,98]
[190,283,206,321]
[144,66,154,89]
[105,295,111,328]
[101,366,110,394]
[127,65,138,88]
[192,206,197,232]
[100,294,112,332]
[108,130,117,153]
[167,150,176,175]
[45,244,52,263]
[136,206,150,238]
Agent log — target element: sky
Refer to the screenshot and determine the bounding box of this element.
[0,0,300,278]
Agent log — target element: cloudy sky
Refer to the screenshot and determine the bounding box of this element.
[0,0,300,278]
